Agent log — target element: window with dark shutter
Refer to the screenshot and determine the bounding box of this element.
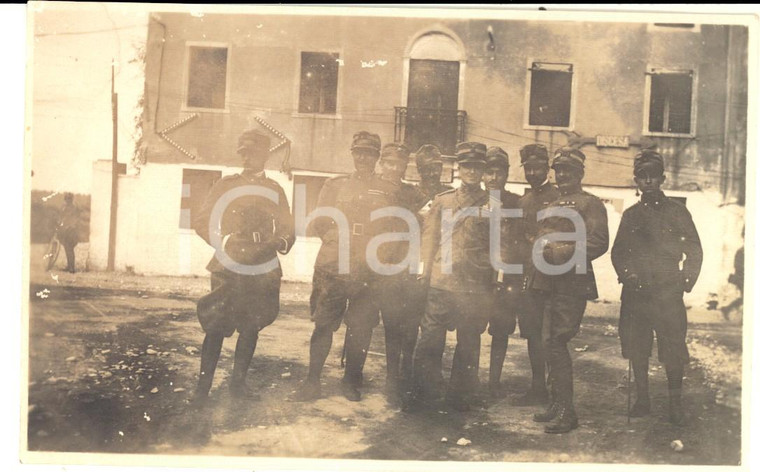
[646,69,695,136]
[526,62,574,128]
[186,46,228,110]
[298,52,340,114]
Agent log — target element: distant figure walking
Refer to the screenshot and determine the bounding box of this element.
[58,193,80,273]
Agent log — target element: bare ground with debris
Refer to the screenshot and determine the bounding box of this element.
[25,268,742,464]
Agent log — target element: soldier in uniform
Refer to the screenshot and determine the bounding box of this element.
[531,148,609,433]
[373,143,428,406]
[611,150,702,425]
[512,144,559,406]
[415,144,453,207]
[291,131,398,402]
[482,146,523,398]
[191,129,295,405]
[58,192,81,273]
[411,142,494,412]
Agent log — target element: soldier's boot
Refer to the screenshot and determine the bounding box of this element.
[533,401,560,422]
[289,327,332,402]
[668,391,686,426]
[666,364,686,425]
[513,337,550,406]
[629,358,650,417]
[384,326,403,404]
[191,334,224,408]
[488,335,508,398]
[342,325,372,402]
[229,331,259,400]
[544,403,579,434]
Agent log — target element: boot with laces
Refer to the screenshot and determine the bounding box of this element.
[533,401,559,423]
[544,403,578,434]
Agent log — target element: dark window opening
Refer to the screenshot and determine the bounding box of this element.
[299,52,339,114]
[187,46,228,109]
[648,71,693,135]
[528,62,573,128]
[180,169,222,229]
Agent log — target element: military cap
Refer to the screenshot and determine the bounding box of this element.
[519,143,550,166]
[237,129,271,156]
[456,141,487,165]
[486,146,510,169]
[551,147,586,171]
[351,131,381,153]
[415,144,443,169]
[633,149,665,176]
[380,143,410,163]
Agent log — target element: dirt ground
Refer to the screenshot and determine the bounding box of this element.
[24,266,742,465]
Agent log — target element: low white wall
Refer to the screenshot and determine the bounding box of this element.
[90,161,743,303]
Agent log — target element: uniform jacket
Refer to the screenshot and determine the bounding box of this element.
[530,184,609,300]
[518,182,560,289]
[611,190,702,293]
[58,203,81,245]
[192,171,295,276]
[418,181,454,218]
[493,189,524,288]
[377,180,428,270]
[420,184,492,293]
[312,171,399,281]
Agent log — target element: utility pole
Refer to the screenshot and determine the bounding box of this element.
[107,61,118,271]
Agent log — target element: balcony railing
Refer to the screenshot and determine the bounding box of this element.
[394,106,467,156]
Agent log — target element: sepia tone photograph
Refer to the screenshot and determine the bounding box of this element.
[21,3,756,469]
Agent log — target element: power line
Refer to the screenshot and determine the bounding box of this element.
[34,24,145,38]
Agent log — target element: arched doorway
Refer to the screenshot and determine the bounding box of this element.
[401,29,466,156]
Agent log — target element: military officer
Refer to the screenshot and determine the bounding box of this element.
[291,131,398,402]
[411,141,494,412]
[415,144,453,207]
[191,129,295,405]
[611,150,702,425]
[512,144,559,406]
[482,146,523,398]
[373,143,428,406]
[58,192,81,273]
[531,148,609,433]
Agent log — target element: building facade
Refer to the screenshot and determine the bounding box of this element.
[89,11,748,302]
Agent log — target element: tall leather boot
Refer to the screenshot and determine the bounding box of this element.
[488,335,508,398]
[192,334,224,407]
[229,331,258,399]
[544,402,579,434]
[342,325,372,402]
[514,336,549,406]
[666,364,686,425]
[629,358,650,417]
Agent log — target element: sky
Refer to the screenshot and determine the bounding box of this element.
[29,2,148,194]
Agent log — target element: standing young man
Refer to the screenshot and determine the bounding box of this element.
[191,129,295,405]
[412,142,494,412]
[373,143,428,406]
[611,150,703,425]
[415,144,453,206]
[58,192,81,273]
[512,144,559,406]
[482,146,522,398]
[291,131,397,403]
[531,148,609,433]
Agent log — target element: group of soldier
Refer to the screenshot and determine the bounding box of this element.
[190,128,702,435]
